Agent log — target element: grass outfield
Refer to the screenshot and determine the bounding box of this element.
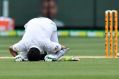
[0,36,105,56]
[0,37,119,79]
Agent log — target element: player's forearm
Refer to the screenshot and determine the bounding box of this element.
[9,47,18,57]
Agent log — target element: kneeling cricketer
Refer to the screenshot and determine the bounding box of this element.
[9,17,69,62]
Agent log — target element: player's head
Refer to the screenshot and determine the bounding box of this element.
[41,0,58,19]
[27,47,42,61]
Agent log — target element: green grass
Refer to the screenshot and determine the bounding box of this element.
[0,37,105,56]
[0,59,119,79]
[0,37,119,79]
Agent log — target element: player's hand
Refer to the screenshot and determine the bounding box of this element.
[15,55,28,62]
[61,45,70,50]
[44,54,57,62]
[9,46,18,57]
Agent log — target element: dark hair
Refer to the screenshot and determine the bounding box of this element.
[27,48,47,61]
[27,48,41,61]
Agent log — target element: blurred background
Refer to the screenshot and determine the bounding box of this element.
[0,0,119,56]
[0,1,119,79]
[0,0,118,29]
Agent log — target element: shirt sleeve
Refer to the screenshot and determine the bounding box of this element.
[50,22,59,43]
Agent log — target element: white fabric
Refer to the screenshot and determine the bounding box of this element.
[45,48,68,61]
[12,17,61,56]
